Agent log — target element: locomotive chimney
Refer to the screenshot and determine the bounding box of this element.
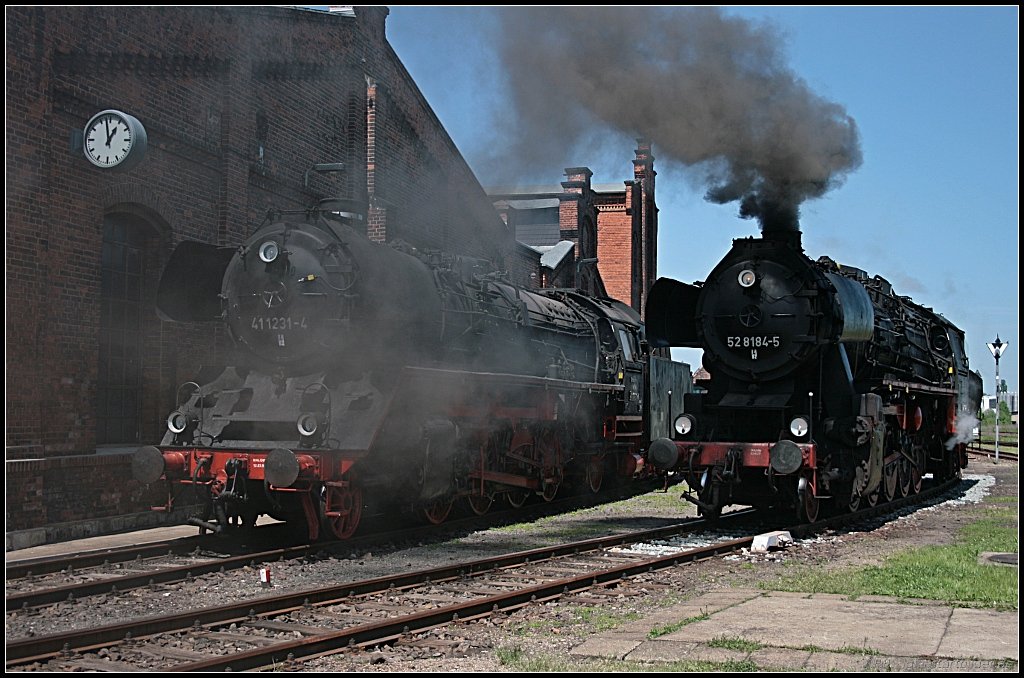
[762,222,802,249]
[742,194,802,248]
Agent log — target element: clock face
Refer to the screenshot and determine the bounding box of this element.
[83,110,147,170]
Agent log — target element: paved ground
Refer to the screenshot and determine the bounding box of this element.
[571,587,1018,671]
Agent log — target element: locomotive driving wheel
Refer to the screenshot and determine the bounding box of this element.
[320,480,363,541]
[897,456,913,497]
[465,492,493,516]
[585,454,605,494]
[537,429,563,502]
[540,479,560,502]
[866,483,880,507]
[421,497,454,525]
[845,483,862,513]
[846,463,869,513]
[506,489,530,508]
[909,442,926,494]
[883,461,899,502]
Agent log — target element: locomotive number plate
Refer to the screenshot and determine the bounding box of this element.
[726,335,780,348]
[250,316,309,331]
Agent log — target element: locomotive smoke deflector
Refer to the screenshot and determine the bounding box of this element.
[156,241,235,322]
[645,277,701,348]
[823,272,874,343]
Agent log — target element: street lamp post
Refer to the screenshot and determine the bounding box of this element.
[987,336,1008,463]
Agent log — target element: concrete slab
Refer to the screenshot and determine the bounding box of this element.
[802,650,872,672]
[571,589,1020,671]
[626,640,743,664]
[568,637,642,660]
[748,645,812,671]
[662,596,952,657]
[937,607,1019,660]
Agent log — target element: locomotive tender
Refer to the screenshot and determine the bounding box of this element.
[645,225,983,521]
[132,199,691,541]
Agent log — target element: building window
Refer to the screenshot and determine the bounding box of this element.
[97,214,154,444]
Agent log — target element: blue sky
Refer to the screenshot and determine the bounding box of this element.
[378,6,1018,399]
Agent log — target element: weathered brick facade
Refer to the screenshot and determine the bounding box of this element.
[5,6,517,536]
[489,142,659,313]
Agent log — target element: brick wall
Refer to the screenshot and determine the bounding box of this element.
[5,6,514,533]
[596,186,637,307]
[5,455,168,530]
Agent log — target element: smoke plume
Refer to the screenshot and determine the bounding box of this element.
[945,413,980,450]
[493,7,862,231]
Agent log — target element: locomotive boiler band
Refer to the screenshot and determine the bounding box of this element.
[133,198,691,540]
[645,224,983,520]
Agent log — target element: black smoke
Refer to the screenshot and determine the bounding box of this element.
[493,7,862,232]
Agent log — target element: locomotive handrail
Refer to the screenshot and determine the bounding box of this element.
[401,365,626,393]
[881,378,957,395]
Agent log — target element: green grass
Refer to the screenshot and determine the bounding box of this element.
[647,610,710,638]
[494,647,764,673]
[800,642,880,656]
[763,508,1018,609]
[507,606,641,637]
[707,636,763,652]
[572,606,641,631]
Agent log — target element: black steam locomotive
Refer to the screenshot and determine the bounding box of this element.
[645,226,982,521]
[133,199,691,540]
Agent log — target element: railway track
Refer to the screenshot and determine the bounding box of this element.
[6,475,965,672]
[5,479,665,611]
[968,448,1018,462]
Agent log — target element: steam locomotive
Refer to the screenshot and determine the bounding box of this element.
[645,226,983,521]
[132,199,691,541]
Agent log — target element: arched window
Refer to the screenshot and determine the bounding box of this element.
[96,214,157,445]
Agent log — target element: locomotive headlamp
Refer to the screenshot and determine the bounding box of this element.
[737,269,757,288]
[258,240,280,263]
[674,413,696,437]
[296,412,323,438]
[166,410,194,435]
[789,416,810,438]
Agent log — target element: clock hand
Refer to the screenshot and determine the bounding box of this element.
[104,119,112,146]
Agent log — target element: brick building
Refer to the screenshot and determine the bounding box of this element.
[488,142,659,313]
[5,6,530,541]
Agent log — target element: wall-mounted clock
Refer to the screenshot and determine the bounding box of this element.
[83,109,148,170]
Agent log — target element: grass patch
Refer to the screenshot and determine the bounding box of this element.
[764,508,1018,608]
[798,642,879,656]
[573,606,641,631]
[508,607,641,636]
[834,644,882,656]
[494,647,764,672]
[648,610,710,638]
[707,636,763,652]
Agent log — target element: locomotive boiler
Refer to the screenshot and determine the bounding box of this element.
[645,225,982,521]
[133,199,691,541]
